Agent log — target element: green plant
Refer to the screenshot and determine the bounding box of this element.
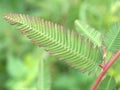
[3,14,120,90]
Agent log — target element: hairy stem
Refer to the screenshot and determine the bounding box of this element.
[91,50,120,90]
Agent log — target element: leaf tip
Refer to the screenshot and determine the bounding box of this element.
[3,13,18,25]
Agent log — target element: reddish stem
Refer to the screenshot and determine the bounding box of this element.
[91,50,120,90]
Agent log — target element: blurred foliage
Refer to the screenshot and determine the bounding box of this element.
[1,0,120,90]
[97,76,116,90]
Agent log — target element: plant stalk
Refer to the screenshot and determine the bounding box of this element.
[91,50,120,90]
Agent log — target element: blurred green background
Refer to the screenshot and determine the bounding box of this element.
[1,0,120,90]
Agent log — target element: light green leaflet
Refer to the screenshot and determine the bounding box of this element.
[75,20,102,47]
[3,14,102,74]
[104,22,120,52]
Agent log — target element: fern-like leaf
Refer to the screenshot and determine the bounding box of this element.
[104,22,120,52]
[3,14,102,74]
[75,20,102,47]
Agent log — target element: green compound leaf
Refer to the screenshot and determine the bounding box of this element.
[104,22,120,52]
[75,20,102,47]
[3,14,103,74]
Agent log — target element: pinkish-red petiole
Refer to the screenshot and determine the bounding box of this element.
[91,50,120,90]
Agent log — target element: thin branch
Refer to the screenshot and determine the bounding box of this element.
[91,50,120,90]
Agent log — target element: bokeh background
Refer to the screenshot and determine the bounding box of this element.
[1,0,120,90]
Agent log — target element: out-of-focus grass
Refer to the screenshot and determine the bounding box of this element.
[1,0,120,90]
